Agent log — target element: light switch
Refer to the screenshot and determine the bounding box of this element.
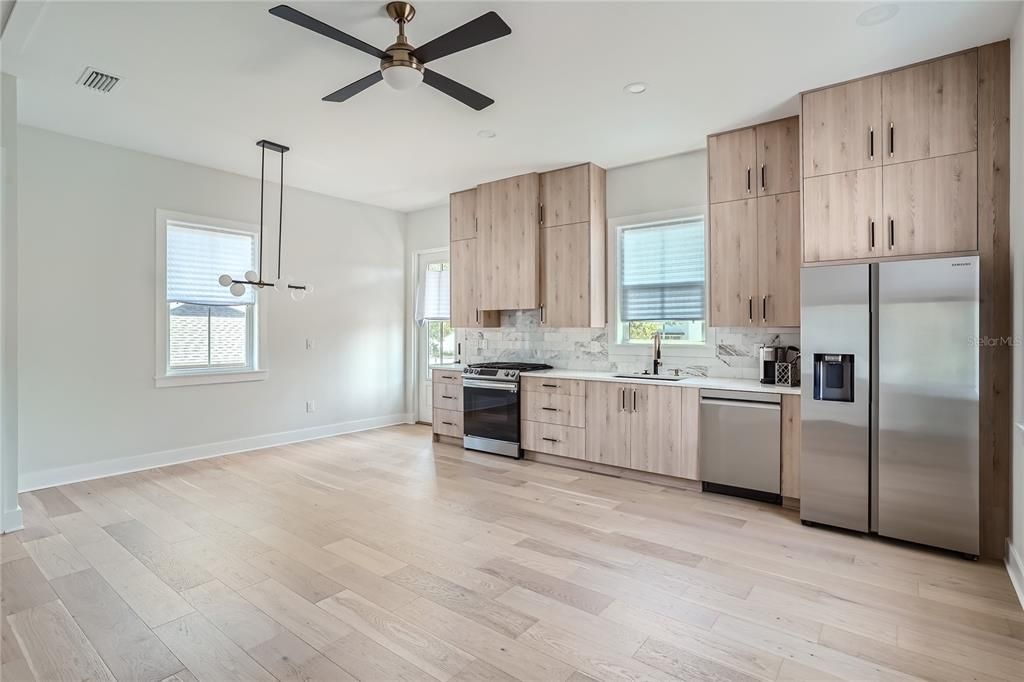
[306,400,316,413]
[305,338,314,350]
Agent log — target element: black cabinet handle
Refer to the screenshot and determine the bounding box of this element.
[542,437,560,443]
[632,389,637,412]
[869,219,875,249]
[541,407,559,412]
[620,388,626,411]
[760,164,766,192]
[869,127,874,160]
[889,122,894,158]
[541,383,559,388]
[762,296,767,323]
[748,297,753,322]
[888,218,895,249]
[746,167,751,194]
[441,421,454,426]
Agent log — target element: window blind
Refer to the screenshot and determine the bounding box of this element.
[415,267,450,324]
[620,219,705,321]
[167,222,256,306]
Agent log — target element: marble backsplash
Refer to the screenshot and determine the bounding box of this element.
[455,310,799,379]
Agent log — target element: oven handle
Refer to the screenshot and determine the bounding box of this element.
[463,379,519,392]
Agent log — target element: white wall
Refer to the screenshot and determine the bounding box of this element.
[606,151,708,218]
[1009,6,1024,603]
[17,126,408,489]
[1,74,21,530]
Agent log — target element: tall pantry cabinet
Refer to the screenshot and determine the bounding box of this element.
[449,188,499,328]
[707,116,801,327]
[802,50,979,262]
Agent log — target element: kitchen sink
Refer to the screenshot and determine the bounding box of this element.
[612,373,686,381]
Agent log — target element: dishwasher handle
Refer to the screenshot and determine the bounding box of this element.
[699,397,781,411]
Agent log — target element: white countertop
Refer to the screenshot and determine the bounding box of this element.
[519,368,801,395]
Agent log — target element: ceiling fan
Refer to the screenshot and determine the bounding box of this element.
[269,2,511,110]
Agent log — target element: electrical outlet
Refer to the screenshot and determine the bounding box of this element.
[479,339,488,350]
[305,338,314,350]
[306,400,316,413]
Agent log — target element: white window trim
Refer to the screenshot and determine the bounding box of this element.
[154,209,268,388]
[607,206,717,359]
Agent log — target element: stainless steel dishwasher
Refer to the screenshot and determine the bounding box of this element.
[699,389,782,503]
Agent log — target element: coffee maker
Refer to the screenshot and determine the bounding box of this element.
[759,345,782,384]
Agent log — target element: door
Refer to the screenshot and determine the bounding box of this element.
[755,117,799,196]
[584,382,631,467]
[882,152,978,257]
[450,188,477,241]
[708,128,756,203]
[757,192,800,326]
[882,51,977,165]
[802,167,882,263]
[540,223,589,328]
[802,76,883,177]
[540,164,590,228]
[709,199,758,326]
[877,257,979,555]
[477,173,540,310]
[414,250,453,422]
[630,385,694,478]
[799,264,871,532]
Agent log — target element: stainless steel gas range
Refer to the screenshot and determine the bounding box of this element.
[462,362,552,458]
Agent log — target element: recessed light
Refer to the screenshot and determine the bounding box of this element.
[477,129,497,139]
[623,82,647,95]
[856,3,899,27]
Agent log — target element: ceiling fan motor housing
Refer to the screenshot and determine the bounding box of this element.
[382,2,423,75]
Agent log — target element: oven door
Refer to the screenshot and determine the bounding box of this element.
[462,378,521,457]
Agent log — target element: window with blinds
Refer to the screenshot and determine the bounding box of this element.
[165,221,258,372]
[617,217,706,345]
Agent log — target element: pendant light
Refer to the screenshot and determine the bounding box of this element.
[219,139,311,301]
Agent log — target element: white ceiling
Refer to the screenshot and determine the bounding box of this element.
[4,1,1021,212]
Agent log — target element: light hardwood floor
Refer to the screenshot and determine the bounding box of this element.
[2,424,1022,681]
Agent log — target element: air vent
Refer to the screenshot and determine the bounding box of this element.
[76,67,120,93]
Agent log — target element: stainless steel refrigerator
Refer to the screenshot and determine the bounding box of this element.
[800,256,979,556]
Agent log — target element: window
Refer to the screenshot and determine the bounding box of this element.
[418,262,455,366]
[155,211,266,387]
[616,216,706,346]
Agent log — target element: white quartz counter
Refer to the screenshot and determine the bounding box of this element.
[519,368,801,395]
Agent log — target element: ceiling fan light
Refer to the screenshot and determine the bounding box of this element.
[382,64,423,91]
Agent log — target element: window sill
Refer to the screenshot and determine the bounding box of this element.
[154,369,267,388]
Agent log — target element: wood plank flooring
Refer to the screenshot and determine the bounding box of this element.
[1,424,1022,681]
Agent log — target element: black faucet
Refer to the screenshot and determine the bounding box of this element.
[652,332,662,375]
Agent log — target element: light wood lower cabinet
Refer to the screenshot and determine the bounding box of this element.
[584,382,632,468]
[432,382,462,412]
[522,421,585,460]
[432,408,462,439]
[882,152,978,256]
[521,376,585,396]
[431,368,462,385]
[781,394,800,499]
[523,391,585,428]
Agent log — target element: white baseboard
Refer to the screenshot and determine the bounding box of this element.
[18,413,413,492]
[1,506,23,533]
[1007,538,1024,610]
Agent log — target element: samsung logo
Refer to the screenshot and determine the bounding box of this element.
[951,262,972,267]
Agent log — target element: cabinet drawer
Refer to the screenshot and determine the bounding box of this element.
[522,421,585,460]
[521,376,585,396]
[523,391,585,427]
[432,382,463,411]
[432,368,463,385]
[433,408,463,438]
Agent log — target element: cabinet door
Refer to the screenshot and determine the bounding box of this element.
[802,76,882,177]
[541,223,590,328]
[540,164,589,228]
[882,51,977,165]
[781,394,800,499]
[755,117,799,196]
[450,238,498,328]
[757,192,801,327]
[450,189,477,241]
[708,128,756,203]
[584,382,631,468]
[630,385,685,477]
[802,168,882,263]
[882,152,978,257]
[709,199,758,326]
[478,174,540,310]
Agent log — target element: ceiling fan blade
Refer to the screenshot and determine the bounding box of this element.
[323,71,383,102]
[422,69,494,111]
[412,11,511,64]
[269,5,387,60]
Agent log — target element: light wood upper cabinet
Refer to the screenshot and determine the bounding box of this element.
[708,128,756,203]
[450,238,499,328]
[882,51,977,165]
[883,152,978,256]
[802,76,883,177]
[755,117,800,196]
[802,167,882,263]
[539,164,603,228]
[757,192,801,327]
[450,188,477,241]
[584,382,630,468]
[709,199,758,327]
[541,224,594,328]
[477,173,540,310]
